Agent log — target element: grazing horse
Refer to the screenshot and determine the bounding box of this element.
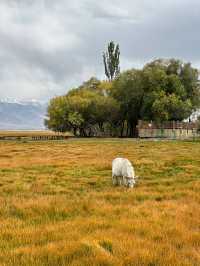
[112,158,136,188]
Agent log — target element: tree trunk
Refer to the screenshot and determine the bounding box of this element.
[129,123,133,137]
[126,121,129,137]
[120,121,125,137]
[80,128,86,137]
[73,127,77,136]
[128,120,138,137]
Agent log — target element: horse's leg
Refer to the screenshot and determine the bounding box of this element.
[112,175,117,186]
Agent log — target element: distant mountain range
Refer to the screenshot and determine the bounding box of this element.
[0,100,47,130]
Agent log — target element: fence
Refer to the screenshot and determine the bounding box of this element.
[138,120,199,139]
[0,135,69,141]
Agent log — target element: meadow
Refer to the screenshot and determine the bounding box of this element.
[0,139,199,266]
[0,131,71,137]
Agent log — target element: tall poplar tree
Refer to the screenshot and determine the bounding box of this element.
[103,41,120,81]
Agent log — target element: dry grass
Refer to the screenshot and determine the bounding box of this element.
[0,131,71,137]
[0,139,199,266]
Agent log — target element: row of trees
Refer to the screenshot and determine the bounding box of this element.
[46,41,200,136]
[45,57,200,137]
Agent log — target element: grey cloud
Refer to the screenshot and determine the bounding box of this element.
[0,0,200,101]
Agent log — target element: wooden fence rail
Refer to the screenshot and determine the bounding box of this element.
[0,135,69,141]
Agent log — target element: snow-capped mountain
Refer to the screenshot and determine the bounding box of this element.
[0,99,48,130]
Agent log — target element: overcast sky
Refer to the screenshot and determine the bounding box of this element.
[0,0,200,101]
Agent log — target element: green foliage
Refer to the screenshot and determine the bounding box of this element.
[45,96,70,132]
[103,41,120,81]
[46,58,200,137]
[111,69,145,136]
[152,92,192,122]
[68,112,84,129]
[78,77,101,91]
[45,78,120,136]
[111,58,200,136]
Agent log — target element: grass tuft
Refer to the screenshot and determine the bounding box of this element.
[99,240,113,254]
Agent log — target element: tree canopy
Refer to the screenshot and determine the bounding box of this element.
[45,78,120,136]
[46,58,200,137]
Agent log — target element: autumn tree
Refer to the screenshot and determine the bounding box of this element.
[46,79,120,136]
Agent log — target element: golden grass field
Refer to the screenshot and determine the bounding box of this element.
[0,139,199,266]
[0,131,71,137]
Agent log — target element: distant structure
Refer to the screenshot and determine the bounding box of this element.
[138,120,199,139]
[184,109,200,122]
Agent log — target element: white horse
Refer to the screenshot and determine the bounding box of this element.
[112,158,137,188]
